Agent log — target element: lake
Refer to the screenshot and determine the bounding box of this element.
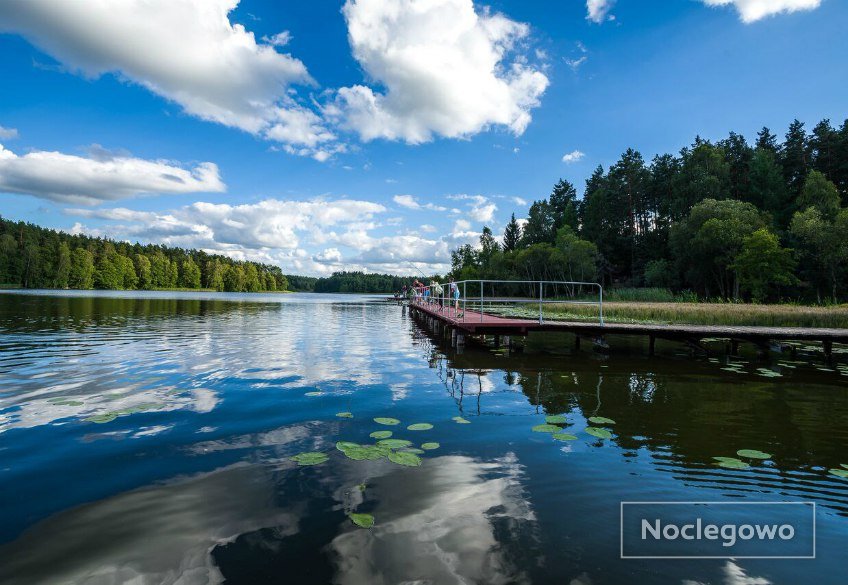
[0,290,846,585]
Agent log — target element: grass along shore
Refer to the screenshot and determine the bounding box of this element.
[496,301,848,329]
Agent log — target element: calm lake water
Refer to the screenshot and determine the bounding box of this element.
[0,290,846,585]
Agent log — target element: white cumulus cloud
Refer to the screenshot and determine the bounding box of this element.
[701,0,821,22]
[586,0,616,23]
[330,0,549,144]
[0,0,335,157]
[0,143,224,204]
[562,150,585,164]
[392,194,447,211]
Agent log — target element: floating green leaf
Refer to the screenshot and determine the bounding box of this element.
[588,416,616,425]
[374,417,400,426]
[585,427,612,439]
[342,446,385,461]
[305,391,324,397]
[421,442,440,450]
[349,513,375,528]
[377,439,413,449]
[545,415,568,424]
[841,464,848,470]
[336,441,361,452]
[85,413,117,424]
[736,449,772,460]
[291,452,329,466]
[532,424,561,433]
[552,433,578,441]
[713,456,749,469]
[452,416,471,424]
[369,430,393,439]
[388,451,422,467]
[336,412,354,418]
[828,468,848,478]
[407,423,433,431]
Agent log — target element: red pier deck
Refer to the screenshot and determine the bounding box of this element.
[408,300,848,352]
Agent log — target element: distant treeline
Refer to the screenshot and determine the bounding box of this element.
[312,271,422,293]
[0,216,289,292]
[451,118,848,303]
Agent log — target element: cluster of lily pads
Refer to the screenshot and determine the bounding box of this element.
[532,414,616,442]
[713,449,772,469]
[290,413,462,527]
[712,450,848,480]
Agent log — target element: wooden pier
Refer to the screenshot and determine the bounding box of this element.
[408,300,848,358]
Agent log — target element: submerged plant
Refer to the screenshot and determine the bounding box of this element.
[84,413,117,424]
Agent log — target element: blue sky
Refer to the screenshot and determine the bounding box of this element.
[0,0,845,275]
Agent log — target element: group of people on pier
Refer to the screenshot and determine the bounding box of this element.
[398,279,461,313]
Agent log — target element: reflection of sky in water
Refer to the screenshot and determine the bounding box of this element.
[0,291,846,585]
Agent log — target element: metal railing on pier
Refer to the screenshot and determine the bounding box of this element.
[408,280,604,325]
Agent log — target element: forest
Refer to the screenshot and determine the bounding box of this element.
[450,118,848,303]
[0,217,289,293]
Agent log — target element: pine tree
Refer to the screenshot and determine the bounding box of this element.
[503,213,521,252]
[780,119,809,197]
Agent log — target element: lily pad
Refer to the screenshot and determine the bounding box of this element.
[736,449,772,460]
[336,412,354,418]
[828,468,848,478]
[841,464,848,470]
[713,456,750,469]
[369,430,393,439]
[552,433,578,441]
[388,451,422,467]
[85,413,117,424]
[452,416,471,424]
[377,439,413,449]
[545,415,568,424]
[374,417,400,426]
[291,452,329,466]
[349,513,375,528]
[336,441,361,452]
[342,446,385,461]
[407,423,433,431]
[585,427,612,439]
[532,424,561,433]
[305,391,324,397]
[421,442,440,450]
[588,416,616,425]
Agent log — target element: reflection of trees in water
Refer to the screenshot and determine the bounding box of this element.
[412,320,848,514]
[0,293,274,333]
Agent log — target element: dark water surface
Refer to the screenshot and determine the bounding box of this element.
[0,291,846,585]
